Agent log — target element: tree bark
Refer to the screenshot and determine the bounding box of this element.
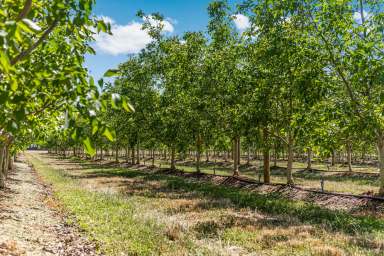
[286,131,294,185]
[131,146,135,165]
[347,141,352,172]
[7,152,13,173]
[0,145,5,189]
[233,137,239,176]
[136,142,140,165]
[3,146,9,178]
[376,133,384,195]
[125,146,129,163]
[237,137,241,166]
[170,146,176,170]
[273,142,277,167]
[306,147,312,170]
[196,137,202,173]
[263,128,270,183]
[331,150,335,166]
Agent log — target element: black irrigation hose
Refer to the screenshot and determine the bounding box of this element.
[295,168,379,176]
[45,154,384,203]
[166,169,384,202]
[228,175,384,202]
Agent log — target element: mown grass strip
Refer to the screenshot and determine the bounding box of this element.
[27,154,183,256]
[28,153,384,255]
[80,162,384,235]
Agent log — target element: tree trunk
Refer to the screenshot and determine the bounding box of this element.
[376,132,384,195]
[233,137,239,176]
[0,146,5,189]
[152,149,155,167]
[286,131,294,185]
[247,146,250,165]
[306,147,312,170]
[136,142,140,165]
[263,128,270,184]
[3,146,9,178]
[273,143,277,167]
[170,146,176,170]
[131,146,135,165]
[347,141,352,172]
[115,146,119,163]
[331,150,335,166]
[237,137,241,166]
[196,137,202,173]
[125,146,129,162]
[7,153,13,172]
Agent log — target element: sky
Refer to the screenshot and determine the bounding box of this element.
[84,0,248,81]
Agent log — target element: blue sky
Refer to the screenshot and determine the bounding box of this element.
[85,0,247,80]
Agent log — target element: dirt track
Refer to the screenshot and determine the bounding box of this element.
[0,155,98,256]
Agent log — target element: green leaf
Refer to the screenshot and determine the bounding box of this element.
[111,93,120,109]
[71,129,77,140]
[0,51,11,73]
[98,78,104,88]
[122,98,135,112]
[97,20,108,33]
[104,69,119,77]
[91,119,98,135]
[103,128,115,141]
[21,19,41,32]
[89,76,95,87]
[83,137,95,156]
[10,79,18,91]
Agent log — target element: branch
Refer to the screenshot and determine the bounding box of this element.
[359,0,367,38]
[265,129,288,145]
[16,0,32,21]
[30,99,65,116]
[306,11,361,111]
[11,18,59,65]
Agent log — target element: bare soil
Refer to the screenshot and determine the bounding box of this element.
[0,155,99,256]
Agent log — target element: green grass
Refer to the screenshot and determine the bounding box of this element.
[26,152,384,256]
[27,154,198,255]
[149,158,381,195]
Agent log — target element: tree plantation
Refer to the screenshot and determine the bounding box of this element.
[1,0,384,255]
[45,0,384,194]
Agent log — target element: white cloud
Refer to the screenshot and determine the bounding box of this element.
[94,16,174,56]
[233,14,250,30]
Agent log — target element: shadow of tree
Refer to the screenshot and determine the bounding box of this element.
[61,163,384,236]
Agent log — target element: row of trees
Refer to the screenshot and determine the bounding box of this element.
[44,0,384,195]
[0,0,130,187]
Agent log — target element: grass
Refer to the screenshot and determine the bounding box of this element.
[27,154,197,255]
[148,158,381,195]
[26,152,384,256]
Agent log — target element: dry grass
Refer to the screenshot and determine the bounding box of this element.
[26,151,384,256]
